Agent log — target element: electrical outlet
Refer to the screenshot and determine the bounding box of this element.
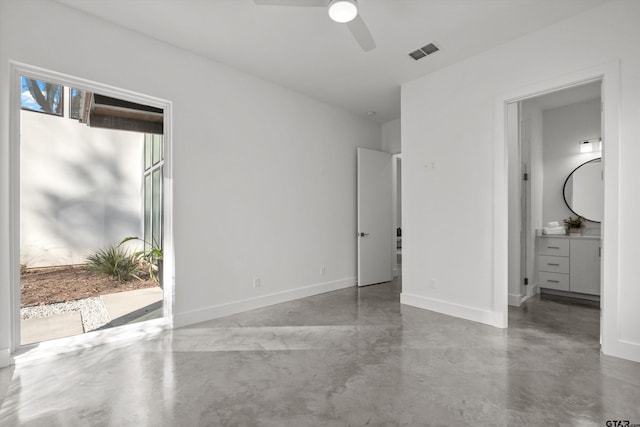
[424,162,436,171]
[253,277,261,289]
[429,278,436,289]
[320,266,326,276]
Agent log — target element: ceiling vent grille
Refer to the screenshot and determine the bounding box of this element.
[409,42,439,61]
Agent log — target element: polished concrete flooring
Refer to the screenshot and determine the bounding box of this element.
[1,276,639,426]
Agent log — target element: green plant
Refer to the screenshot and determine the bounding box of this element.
[564,215,585,230]
[86,245,140,282]
[119,236,163,284]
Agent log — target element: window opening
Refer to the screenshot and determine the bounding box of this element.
[21,77,63,116]
[18,73,166,346]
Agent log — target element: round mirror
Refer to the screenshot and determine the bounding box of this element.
[563,158,603,223]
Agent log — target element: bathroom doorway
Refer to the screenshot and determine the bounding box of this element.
[507,80,603,339]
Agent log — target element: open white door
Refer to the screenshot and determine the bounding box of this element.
[357,148,392,286]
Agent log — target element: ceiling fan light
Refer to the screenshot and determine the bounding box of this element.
[328,0,358,23]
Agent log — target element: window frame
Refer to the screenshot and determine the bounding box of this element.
[20,76,64,117]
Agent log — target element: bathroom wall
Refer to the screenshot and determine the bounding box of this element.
[542,98,601,234]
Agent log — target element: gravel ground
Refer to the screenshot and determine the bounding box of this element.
[21,297,112,332]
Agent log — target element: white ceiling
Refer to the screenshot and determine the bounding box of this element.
[57,0,610,123]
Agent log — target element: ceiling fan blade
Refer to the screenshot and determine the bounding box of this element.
[346,15,376,52]
[253,0,326,6]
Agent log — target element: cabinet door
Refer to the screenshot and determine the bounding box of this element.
[569,239,601,295]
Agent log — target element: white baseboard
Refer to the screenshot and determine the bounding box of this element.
[603,339,640,364]
[509,292,534,307]
[0,347,9,368]
[529,284,540,297]
[174,277,356,328]
[508,293,523,307]
[400,292,505,328]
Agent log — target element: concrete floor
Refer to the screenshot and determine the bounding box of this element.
[1,275,639,426]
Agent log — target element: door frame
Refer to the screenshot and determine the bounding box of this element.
[8,61,175,364]
[506,101,532,307]
[392,153,402,277]
[494,61,621,356]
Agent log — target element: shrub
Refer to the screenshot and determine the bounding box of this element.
[86,245,140,282]
[119,236,163,284]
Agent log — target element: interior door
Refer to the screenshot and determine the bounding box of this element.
[357,148,392,286]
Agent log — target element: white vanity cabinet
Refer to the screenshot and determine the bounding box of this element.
[536,235,600,296]
[537,237,570,291]
[569,239,601,295]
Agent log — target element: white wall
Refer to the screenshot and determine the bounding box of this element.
[401,0,640,362]
[0,0,381,365]
[542,98,601,234]
[20,110,144,267]
[527,100,544,256]
[382,119,401,154]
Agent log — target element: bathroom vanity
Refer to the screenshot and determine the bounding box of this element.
[536,234,601,298]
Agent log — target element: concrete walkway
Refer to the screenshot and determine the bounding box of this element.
[102,287,164,328]
[20,312,84,344]
[21,287,163,344]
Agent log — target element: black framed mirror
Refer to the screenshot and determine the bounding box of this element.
[562,157,603,223]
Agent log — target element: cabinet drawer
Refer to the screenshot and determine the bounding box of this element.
[538,255,569,273]
[538,238,569,256]
[538,272,569,291]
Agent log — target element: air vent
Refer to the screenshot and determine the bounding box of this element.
[409,49,427,60]
[421,43,439,55]
[409,42,440,61]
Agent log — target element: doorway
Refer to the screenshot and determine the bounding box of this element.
[495,61,625,358]
[9,63,173,362]
[507,79,604,343]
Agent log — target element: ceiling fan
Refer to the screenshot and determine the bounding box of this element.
[253,0,376,52]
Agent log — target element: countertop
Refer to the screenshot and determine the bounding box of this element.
[536,230,601,240]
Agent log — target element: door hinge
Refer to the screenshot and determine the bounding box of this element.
[523,173,529,181]
[524,277,529,285]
